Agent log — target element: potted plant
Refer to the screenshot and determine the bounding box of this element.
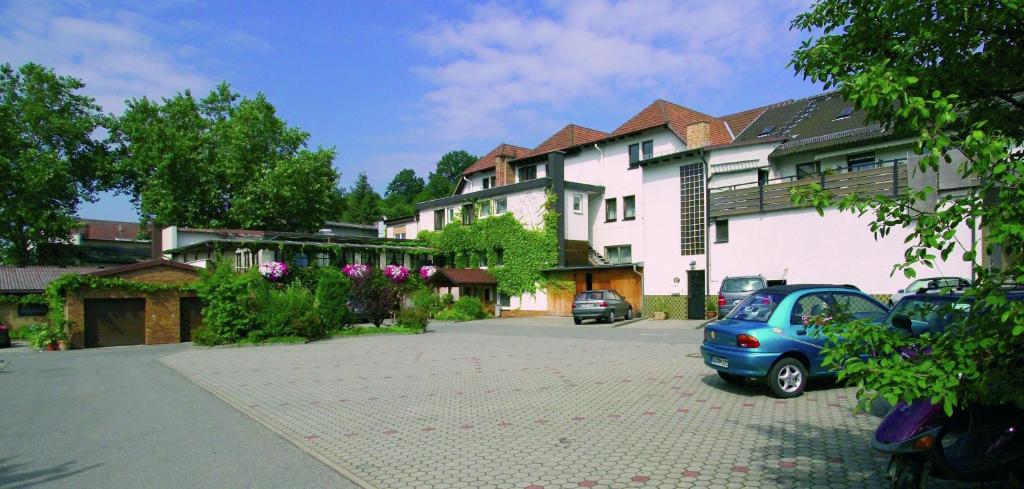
[55,326,71,351]
[705,296,718,320]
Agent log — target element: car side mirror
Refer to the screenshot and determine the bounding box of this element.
[892,314,912,332]
[897,289,904,293]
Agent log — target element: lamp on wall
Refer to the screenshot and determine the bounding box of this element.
[689,260,696,270]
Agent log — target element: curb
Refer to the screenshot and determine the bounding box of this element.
[159,358,377,489]
[610,316,647,328]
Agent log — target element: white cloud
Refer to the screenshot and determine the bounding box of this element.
[0,1,211,113]
[413,0,811,141]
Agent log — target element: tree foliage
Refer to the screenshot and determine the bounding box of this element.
[342,172,383,224]
[0,62,111,265]
[789,0,1024,410]
[108,82,344,231]
[381,168,425,218]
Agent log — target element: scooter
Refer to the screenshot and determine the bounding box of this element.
[872,400,1022,488]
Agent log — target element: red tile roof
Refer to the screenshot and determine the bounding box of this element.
[610,99,732,146]
[719,105,771,139]
[523,124,609,158]
[87,259,200,277]
[461,143,531,175]
[77,219,143,241]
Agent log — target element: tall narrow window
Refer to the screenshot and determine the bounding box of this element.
[482,177,491,190]
[642,140,654,159]
[462,203,474,224]
[623,195,636,220]
[679,162,706,255]
[447,207,456,223]
[495,197,507,214]
[572,193,583,214]
[434,209,445,230]
[479,200,491,217]
[628,143,640,164]
[605,198,617,222]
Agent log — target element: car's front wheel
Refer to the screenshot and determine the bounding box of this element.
[606,311,616,324]
[718,371,745,384]
[625,307,633,320]
[767,358,807,398]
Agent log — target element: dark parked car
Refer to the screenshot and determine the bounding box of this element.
[889,276,969,306]
[0,323,10,348]
[716,275,767,318]
[572,290,633,325]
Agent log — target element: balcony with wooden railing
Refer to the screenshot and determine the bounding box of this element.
[708,159,908,218]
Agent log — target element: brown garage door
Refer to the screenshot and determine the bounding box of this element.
[179,297,203,342]
[84,299,146,348]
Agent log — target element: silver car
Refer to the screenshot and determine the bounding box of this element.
[716,275,767,318]
[889,277,969,306]
[572,290,633,325]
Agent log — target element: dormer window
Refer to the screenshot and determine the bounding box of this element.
[836,107,854,120]
[757,125,776,137]
[482,175,496,189]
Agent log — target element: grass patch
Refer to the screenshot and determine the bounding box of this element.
[331,325,424,337]
[234,335,308,346]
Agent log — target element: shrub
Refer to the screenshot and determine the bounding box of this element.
[452,296,488,320]
[435,309,473,321]
[349,268,403,326]
[193,262,264,344]
[410,289,443,317]
[316,268,352,332]
[395,307,429,332]
[251,283,324,340]
[441,293,455,307]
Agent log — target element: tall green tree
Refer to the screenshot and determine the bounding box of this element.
[343,172,382,224]
[108,82,344,231]
[790,0,1024,410]
[418,150,479,201]
[381,168,424,218]
[0,62,110,265]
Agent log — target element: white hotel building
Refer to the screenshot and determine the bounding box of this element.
[393,92,982,318]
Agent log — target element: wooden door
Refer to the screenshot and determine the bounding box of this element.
[179,297,203,342]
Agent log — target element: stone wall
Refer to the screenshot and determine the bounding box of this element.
[0,303,47,330]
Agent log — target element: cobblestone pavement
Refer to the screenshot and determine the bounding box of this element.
[162,331,961,489]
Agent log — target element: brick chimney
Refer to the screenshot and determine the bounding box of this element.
[494,145,515,186]
[686,122,711,149]
[149,222,163,260]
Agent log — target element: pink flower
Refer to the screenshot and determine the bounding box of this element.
[419,266,437,280]
[342,263,370,279]
[384,264,409,283]
[258,261,289,281]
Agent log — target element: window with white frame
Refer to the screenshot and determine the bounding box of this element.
[623,195,636,220]
[517,165,537,182]
[315,252,330,267]
[234,248,254,271]
[605,198,617,222]
[479,200,492,217]
[495,197,507,214]
[605,245,632,265]
[482,176,496,189]
[572,193,583,213]
[447,207,456,223]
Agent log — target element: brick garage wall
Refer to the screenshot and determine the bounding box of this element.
[64,263,200,349]
[0,303,47,330]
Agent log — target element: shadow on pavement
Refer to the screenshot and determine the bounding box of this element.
[699,372,842,397]
[0,456,103,489]
[746,420,888,487]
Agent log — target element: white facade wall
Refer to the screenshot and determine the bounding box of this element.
[463,171,496,193]
[640,156,706,296]
[709,207,976,294]
[508,289,549,312]
[564,189,589,241]
[384,220,419,239]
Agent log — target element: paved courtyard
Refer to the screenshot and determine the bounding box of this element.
[161,323,918,489]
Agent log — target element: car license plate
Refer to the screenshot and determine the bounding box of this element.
[581,304,596,308]
[710,356,729,368]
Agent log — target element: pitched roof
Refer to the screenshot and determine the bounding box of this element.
[725,92,894,157]
[719,105,773,139]
[427,268,497,286]
[461,143,531,175]
[76,219,145,242]
[0,266,101,293]
[610,99,732,146]
[523,124,609,158]
[86,259,199,277]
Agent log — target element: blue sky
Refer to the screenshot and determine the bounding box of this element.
[1,0,819,221]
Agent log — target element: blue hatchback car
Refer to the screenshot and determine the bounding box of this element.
[700,284,889,398]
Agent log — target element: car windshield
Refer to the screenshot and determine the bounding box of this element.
[886,296,971,334]
[905,278,963,293]
[575,291,604,301]
[721,278,763,293]
[726,292,784,322]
